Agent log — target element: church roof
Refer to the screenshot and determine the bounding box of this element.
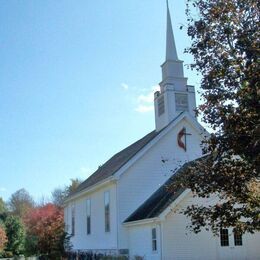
[124,158,205,223]
[66,112,190,200]
[69,130,160,197]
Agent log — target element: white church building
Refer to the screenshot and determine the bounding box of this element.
[64,3,260,259]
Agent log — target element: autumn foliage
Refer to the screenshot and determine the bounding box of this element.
[170,0,260,234]
[25,203,66,258]
[0,226,7,252]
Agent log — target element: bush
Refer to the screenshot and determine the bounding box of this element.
[2,250,13,258]
[0,225,7,252]
[4,215,25,254]
[65,251,129,260]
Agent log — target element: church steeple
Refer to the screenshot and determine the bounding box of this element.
[166,0,178,61]
[161,1,184,86]
[154,1,197,132]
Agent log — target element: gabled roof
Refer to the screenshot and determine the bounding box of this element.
[124,158,204,223]
[67,112,201,200]
[69,130,160,197]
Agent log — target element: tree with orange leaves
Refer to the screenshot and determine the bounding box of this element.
[24,203,69,259]
[0,225,7,253]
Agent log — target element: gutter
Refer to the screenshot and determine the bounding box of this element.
[63,176,116,204]
[123,217,160,227]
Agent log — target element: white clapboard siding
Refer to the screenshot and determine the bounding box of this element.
[67,182,118,250]
[162,193,260,260]
[117,118,204,249]
[127,223,161,260]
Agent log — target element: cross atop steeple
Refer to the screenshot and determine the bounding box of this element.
[166,0,178,61]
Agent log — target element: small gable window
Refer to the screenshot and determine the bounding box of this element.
[152,227,157,251]
[175,93,188,112]
[234,229,243,246]
[220,229,229,247]
[86,199,91,235]
[104,191,110,232]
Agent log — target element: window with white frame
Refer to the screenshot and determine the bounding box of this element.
[220,229,229,246]
[234,229,243,246]
[65,207,69,232]
[152,227,157,251]
[86,199,91,235]
[104,191,110,232]
[71,204,75,236]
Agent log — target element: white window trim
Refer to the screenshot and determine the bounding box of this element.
[233,229,243,246]
[152,227,158,253]
[104,190,110,233]
[86,198,91,235]
[220,228,243,247]
[71,203,75,236]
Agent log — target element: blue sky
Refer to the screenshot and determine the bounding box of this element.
[0,0,202,202]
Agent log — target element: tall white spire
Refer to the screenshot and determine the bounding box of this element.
[160,0,184,85]
[166,0,178,61]
[154,1,197,132]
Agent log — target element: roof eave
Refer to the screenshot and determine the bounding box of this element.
[123,217,160,227]
[123,189,190,225]
[158,189,190,220]
[114,113,188,180]
[63,176,116,204]
[65,112,206,205]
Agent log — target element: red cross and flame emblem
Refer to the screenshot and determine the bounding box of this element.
[177,127,191,152]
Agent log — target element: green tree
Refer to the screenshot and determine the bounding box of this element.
[66,178,82,194]
[51,188,66,207]
[4,215,25,255]
[171,0,259,234]
[51,178,82,207]
[24,234,38,257]
[0,198,7,215]
[8,189,34,218]
[0,198,8,224]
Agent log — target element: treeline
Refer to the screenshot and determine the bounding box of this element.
[0,178,81,259]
